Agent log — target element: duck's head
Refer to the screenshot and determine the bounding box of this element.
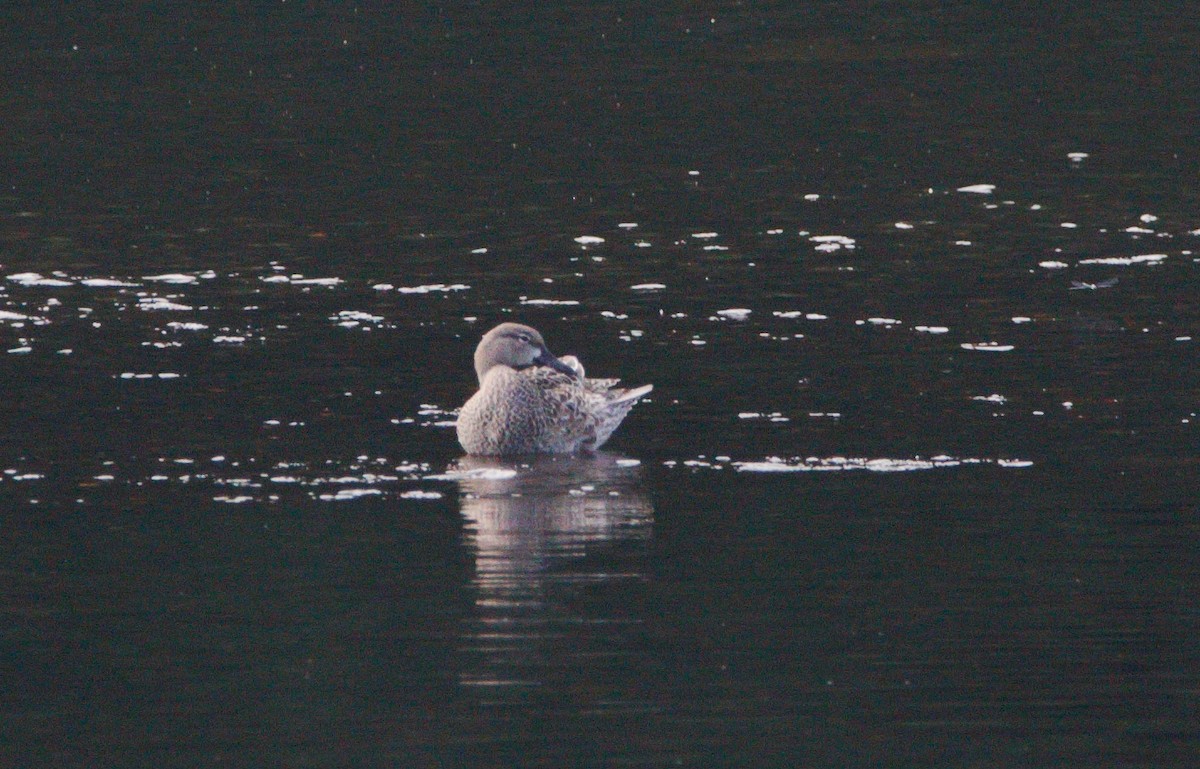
[473,322,580,383]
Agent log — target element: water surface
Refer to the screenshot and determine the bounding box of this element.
[2,2,1198,767]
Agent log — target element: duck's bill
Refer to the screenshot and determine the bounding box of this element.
[536,350,581,378]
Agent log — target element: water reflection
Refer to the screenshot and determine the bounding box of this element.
[447,453,653,693]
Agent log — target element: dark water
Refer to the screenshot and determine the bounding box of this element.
[2,3,1198,767]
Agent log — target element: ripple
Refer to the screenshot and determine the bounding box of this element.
[81,278,141,287]
[395,283,470,294]
[425,467,519,481]
[733,455,1031,473]
[1078,254,1166,266]
[143,273,203,284]
[318,488,383,501]
[399,489,444,500]
[8,272,73,286]
[961,343,1014,352]
[737,411,789,422]
[520,298,580,306]
[138,297,193,311]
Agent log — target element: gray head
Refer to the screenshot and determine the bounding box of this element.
[473,322,580,383]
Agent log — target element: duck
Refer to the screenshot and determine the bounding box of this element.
[456,322,652,455]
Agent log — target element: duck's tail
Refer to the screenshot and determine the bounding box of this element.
[610,383,653,405]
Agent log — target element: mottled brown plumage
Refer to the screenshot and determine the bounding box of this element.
[456,323,652,455]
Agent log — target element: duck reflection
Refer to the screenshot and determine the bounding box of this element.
[448,453,653,692]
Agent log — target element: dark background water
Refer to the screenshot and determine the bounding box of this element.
[2,2,1198,767]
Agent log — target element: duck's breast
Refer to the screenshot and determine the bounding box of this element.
[458,368,588,454]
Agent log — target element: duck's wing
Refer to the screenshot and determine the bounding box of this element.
[520,368,652,451]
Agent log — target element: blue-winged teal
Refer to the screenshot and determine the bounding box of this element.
[456,323,652,455]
